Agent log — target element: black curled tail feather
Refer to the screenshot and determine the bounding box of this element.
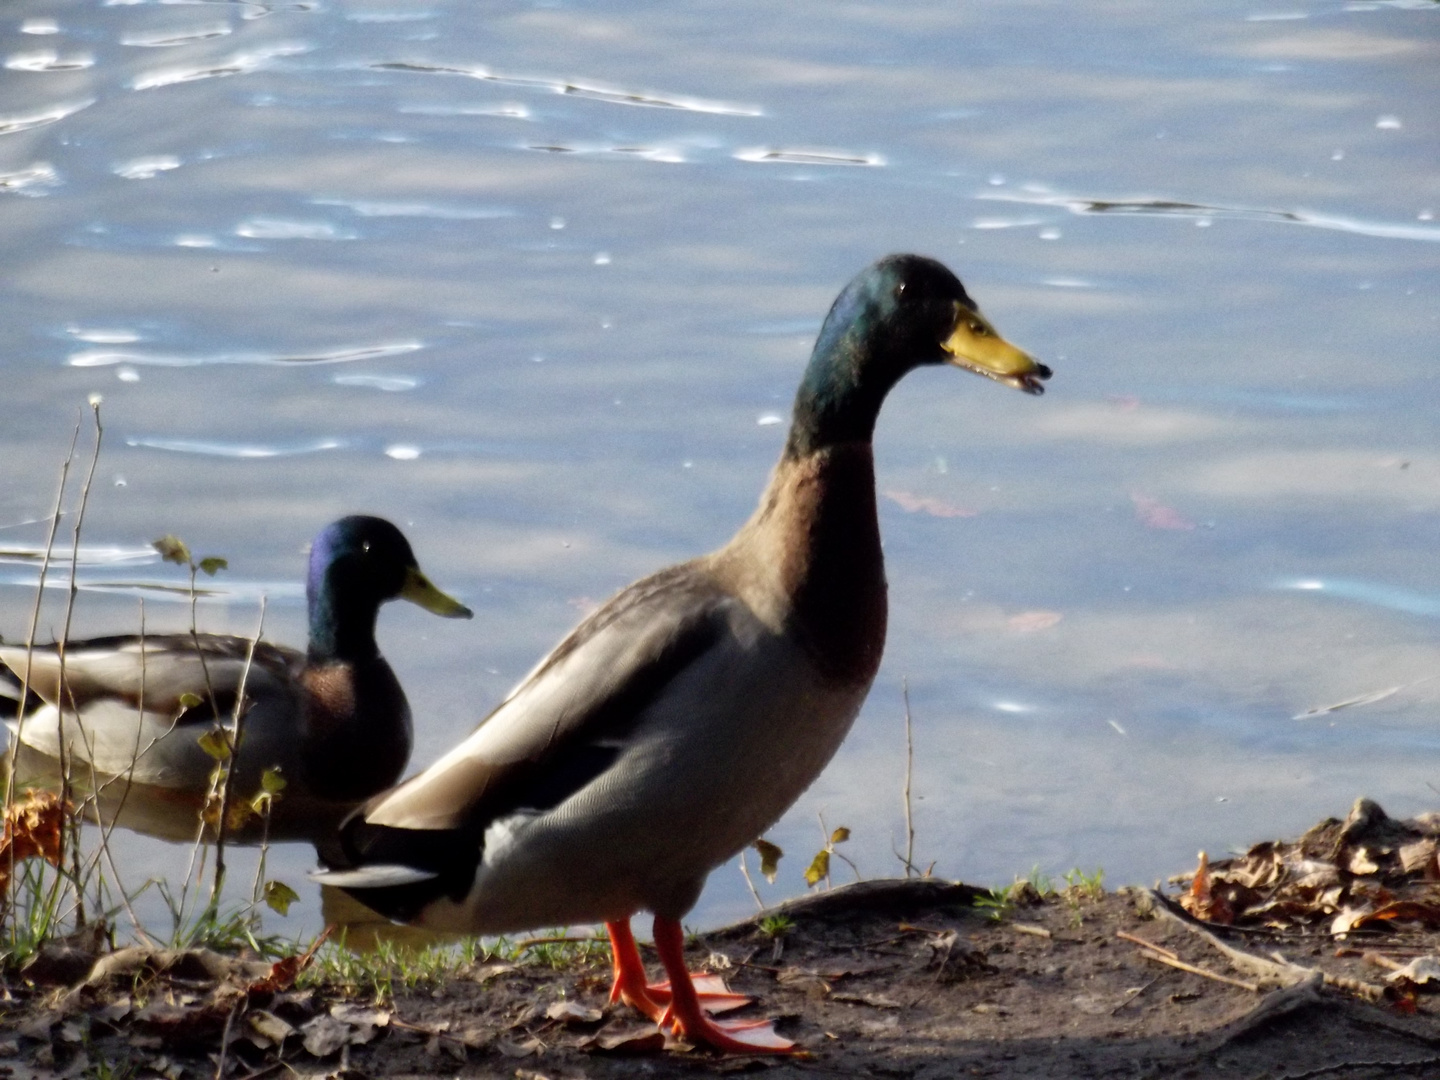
[0,663,40,723]
[320,816,483,923]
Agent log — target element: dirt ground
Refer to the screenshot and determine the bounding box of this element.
[7,809,1440,1080]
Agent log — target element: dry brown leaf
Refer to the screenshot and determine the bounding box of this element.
[300,1013,353,1058]
[831,991,902,1009]
[580,1025,667,1055]
[1349,900,1440,931]
[1399,839,1438,876]
[245,1011,295,1049]
[0,790,67,889]
[1386,956,1440,986]
[545,1000,604,1025]
[249,925,331,994]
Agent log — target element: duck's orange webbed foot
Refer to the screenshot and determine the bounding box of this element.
[606,919,753,1022]
[653,916,796,1054]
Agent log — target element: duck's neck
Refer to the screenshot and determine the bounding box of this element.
[308,577,382,664]
[724,442,888,684]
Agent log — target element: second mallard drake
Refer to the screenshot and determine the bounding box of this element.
[317,255,1050,1051]
[0,515,472,842]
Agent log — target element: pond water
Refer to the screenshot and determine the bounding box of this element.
[1,0,1438,940]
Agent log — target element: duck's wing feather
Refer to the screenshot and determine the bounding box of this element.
[345,562,731,841]
[0,635,300,717]
[0,636,303,780]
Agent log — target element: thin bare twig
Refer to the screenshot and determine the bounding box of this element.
[1134,946,1260,992]
[738,850,764,911]
[4,415,81,934]
[1116,929,1179,960]
[55,399,104,926]
[210,596,266,911]
[901,678,916,879]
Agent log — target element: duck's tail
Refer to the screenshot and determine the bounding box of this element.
[311,812,482,923]
[0,656,40,725]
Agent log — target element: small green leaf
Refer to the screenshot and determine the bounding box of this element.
[198,556,228,577]
[260,767,287,794]
[177,691,204,709]
[803,850,830,888]
[153,535,191,566]
[249,792,271,815]
[753,839,783,884]
[197,728,232,761]
[830,827,851,845]
[263,880,299,916]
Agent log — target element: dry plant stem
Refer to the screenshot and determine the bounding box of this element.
[215,999,242,1080]
[186,561,222,728]
[1135,948,1261,992]
[209,596,266,911]
[1116,929,1180,960]
[901,678,916,879]
[3,415,81,932]
[738,850,764,911]
[52,402,105,927]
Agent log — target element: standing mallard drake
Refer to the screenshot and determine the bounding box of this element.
[316,255,1050,1052]
[1,515,472,843]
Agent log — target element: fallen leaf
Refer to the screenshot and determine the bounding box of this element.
[470,961,518,983]
[832,991,902,1009]
[580,1025,667,1055]
[1387,956,1440,986]
[330,1003,390,1043]
[246,1010,295,1049]
[0,790,66,890]
[495,1035,545,1058]
[301,1013,352,1057]
[1348,848,1381,876]
[545,1000,604,1025]
[1350,901,1440,931]
[248,926,331,994]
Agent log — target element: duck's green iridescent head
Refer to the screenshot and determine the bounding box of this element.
[787,254,1050,456]
[308,515,471,661]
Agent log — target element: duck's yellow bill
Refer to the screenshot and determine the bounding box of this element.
[942,303,1051,395]
[401,567,474,619]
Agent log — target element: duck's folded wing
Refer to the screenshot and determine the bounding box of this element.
[0,637,300,778]
[0,636,296,715]
[353,563,732,838]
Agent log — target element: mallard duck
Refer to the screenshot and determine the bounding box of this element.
[0,515,472,843]
[316,255,1050,1052]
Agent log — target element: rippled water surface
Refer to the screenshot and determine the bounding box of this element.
[2,0,1438,937]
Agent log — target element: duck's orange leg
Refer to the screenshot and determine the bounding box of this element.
[652,916,795,1054]
[606,919,667,1022]
[606,918,753,1021]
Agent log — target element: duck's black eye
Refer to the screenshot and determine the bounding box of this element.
[361,541,372,554]
[894,282,906,299]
